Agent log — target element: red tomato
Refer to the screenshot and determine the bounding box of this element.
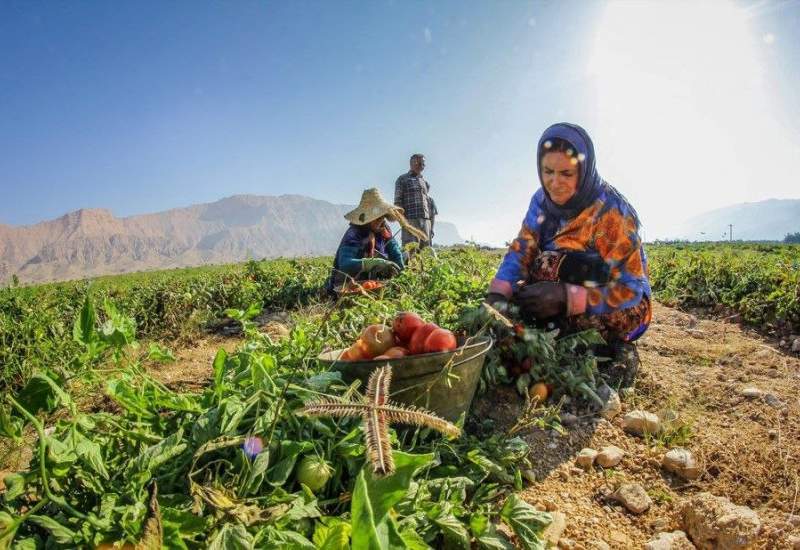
[360,324,394,357]
[383,346,408,358]
[392,312,426,344]
[423,328,457,353]
[408,322,439,355]
[342,339,370,361]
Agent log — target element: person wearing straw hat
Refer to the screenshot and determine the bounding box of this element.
[325,188,428,296]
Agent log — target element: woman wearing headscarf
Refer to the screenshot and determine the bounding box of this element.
[325,188,427,295]
[486,123,651,360]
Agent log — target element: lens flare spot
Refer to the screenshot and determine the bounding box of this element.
[577,153,586,162]
[243,437,264,459]
[543,140,552,149]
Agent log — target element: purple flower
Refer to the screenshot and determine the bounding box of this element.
[243,436,264,459]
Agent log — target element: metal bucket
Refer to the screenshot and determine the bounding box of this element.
[317,336,493,422]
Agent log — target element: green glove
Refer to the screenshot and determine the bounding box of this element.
[361,258,400,276]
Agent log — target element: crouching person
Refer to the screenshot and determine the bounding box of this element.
[326,188,427,296]
[486,123,651,385]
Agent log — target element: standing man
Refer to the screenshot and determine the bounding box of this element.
[394,153,434,249]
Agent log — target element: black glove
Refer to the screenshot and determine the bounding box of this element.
[558,251,611,285]
[514,281,567,319]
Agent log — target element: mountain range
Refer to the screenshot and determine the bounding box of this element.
[0,195,464,284]
[672,199,800,241]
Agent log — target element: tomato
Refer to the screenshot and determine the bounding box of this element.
[529,382,549,402]
[296,455,333,492]
[342,338,370,361]
[360,324,394,357]
[392,312,426,344]
[408,322,439,355]
[423,328,457,353]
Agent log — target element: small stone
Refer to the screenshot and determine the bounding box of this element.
[788,535,800,550]
[768,429,778,440]
[570,466,584,476]
[620,387,635,400]
[623,410,661,436]
[559,470,570,481]
[787,514,800,527]
[547,442,559,449]
[596,445,625,468]
[557,538,576,549]
[612,482,652,514]
[543,498,558,512]
[589,542,611,550]
[576,448,598,469]
[792,338,800,353]
[780,339,787,348]
[645,531,695,550]
[560,412,578,426]
[682,492,761,550]
[543,512,567,546]
[741,387,763,398]
[764,393,785,408]
[687,315,698,328]
[662,448,701,480]
[601,389,622,419]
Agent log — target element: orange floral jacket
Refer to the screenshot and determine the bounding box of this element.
[492,186,651,322]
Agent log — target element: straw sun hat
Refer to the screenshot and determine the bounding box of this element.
[344,188,428,241]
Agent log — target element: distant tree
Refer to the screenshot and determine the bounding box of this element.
[784,232,800,244]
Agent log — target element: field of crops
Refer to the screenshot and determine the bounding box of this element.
[1,243,798,548]
[647,243,800,336]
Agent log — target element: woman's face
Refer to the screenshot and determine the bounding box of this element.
[368,217,386,232]
[541,151,579,205]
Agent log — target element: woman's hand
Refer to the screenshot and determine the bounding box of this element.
[515,281,567,319]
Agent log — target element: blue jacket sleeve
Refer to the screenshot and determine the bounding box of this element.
[493,193,544,289]
[337,246,364,276]
[386,238,404,269]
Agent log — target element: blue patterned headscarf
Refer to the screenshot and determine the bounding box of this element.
[536,122,639,227]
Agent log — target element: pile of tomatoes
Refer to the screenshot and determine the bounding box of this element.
[339,311,458,361]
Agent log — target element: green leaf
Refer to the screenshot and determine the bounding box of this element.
[0,511,22,548]
[15,371,70,416]
[208,522,253,550]
[499,494,551,550]
[73,295,96,345]
[242,449,271,495]
[27,515,76,545]
[3,472,25,501]
[73,430,109,479]
[128,430,187,477]
[433,513,470,549]
[312,518,351,550]
[0,406,22,441]
[148,343,176,363]
[10,537,38,550]
[471,515,514,550]
[267,440,312,486]
[213,349,227,401]
[351,451,434,550]
[466,450,514,484]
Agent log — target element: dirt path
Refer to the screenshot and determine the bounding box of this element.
[476,302,800,549]
[134,303,800,547]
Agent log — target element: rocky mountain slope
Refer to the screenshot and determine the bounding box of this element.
[0,194,463,284]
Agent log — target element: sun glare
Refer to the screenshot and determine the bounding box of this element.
[588,1,796,239]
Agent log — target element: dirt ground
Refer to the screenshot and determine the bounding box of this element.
[474,302,800,549]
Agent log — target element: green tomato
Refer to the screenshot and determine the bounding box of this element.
[296,455,333,493]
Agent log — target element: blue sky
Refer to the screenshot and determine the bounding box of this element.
[2,1,799,243]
